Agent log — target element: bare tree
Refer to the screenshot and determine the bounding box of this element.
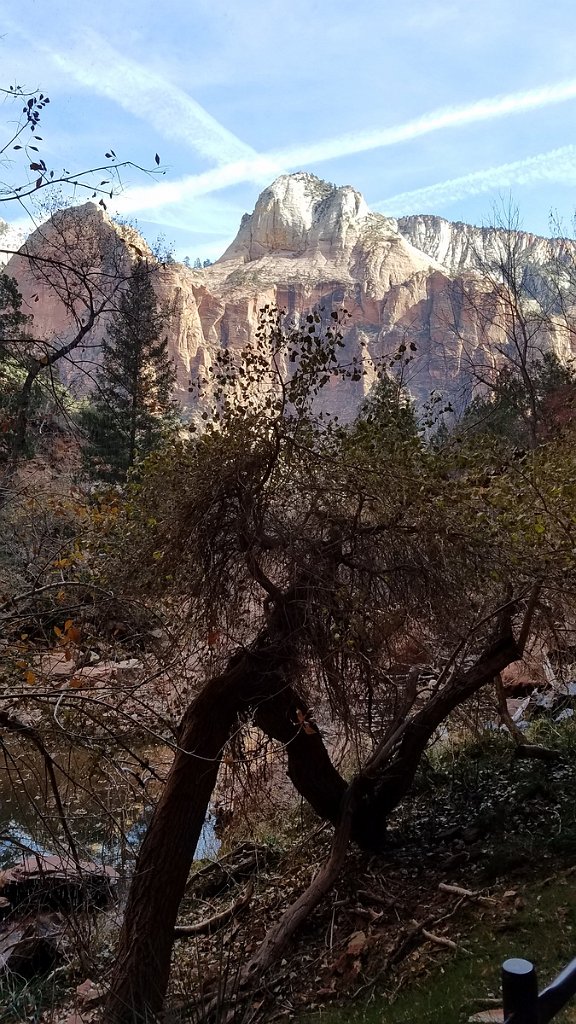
[450,202,576,446]
[1,84,161,213]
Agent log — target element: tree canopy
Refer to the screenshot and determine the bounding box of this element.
[98,305,576,1022]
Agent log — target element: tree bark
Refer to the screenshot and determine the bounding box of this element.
[104,591,538,1022]
[104,634,346,1023]
[244,779,356,977]
[253,686,347,823]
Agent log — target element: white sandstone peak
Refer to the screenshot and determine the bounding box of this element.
[220,171,370,263]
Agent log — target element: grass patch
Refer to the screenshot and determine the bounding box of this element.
[305,719,576,1024]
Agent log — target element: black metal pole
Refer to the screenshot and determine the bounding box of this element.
[502,958,539,1024]
[538,955,576,1023]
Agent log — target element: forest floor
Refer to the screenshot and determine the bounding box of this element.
[2,717,576,1024]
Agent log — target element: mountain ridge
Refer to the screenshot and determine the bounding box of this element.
[5,173,575,420]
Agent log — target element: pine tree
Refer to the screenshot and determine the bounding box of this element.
[81,260,179,481]
[0,274,34,457]
[0,273,29,355]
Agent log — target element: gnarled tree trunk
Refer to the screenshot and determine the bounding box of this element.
[104,592,535,1023]
[104,631,346,1024]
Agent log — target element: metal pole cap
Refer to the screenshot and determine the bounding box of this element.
[503,959,536,975]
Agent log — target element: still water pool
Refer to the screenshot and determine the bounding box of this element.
[0,744,219,871]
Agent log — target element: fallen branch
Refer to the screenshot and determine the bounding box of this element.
[244,781,357,978]
[513,743,560,762]
[187,853,261,899]
[421,929,458,950]
[353,885,481,1000]
[174,882,254,938]
[356,888,395,908]
[439,882,496,906]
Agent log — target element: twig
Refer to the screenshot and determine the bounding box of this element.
[439,882,496,906]
[174,882,254,938]
[421,929,458,950]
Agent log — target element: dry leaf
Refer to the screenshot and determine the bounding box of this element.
[346,930,367,956]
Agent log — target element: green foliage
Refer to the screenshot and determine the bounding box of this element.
[355,372,419,443]
[80,259,180,482]
[102,307,576,734]
[0,273,29,356]
[459,351,576,446]
[0,280,71,458]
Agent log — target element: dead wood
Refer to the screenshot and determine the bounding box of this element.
[174,882,254,938]
[438,882,496,906]
[513,743,560,761]
[244,781,357,978]
[356,888,395,907]
[421,928,459,950]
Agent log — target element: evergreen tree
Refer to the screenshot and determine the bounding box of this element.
[81,260,179,481]
[0,273,29,357]
[353,371,419,447]
[0,274,33,456]
[459,351,576,446]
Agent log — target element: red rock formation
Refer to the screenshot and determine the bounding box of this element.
[6,173,575,420]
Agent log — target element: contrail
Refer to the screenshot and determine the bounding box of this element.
[272,79,576,166]
[114,77,576,214]
[374,145,576,216]
[49,30,258,166]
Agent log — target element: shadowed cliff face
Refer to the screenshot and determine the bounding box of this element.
[6,173,575,421]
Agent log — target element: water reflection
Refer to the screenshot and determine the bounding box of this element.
[0,744,219,871]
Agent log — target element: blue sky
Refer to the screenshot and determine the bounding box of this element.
[1,0,576,262]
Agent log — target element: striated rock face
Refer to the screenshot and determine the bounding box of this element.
[6,173,576,421]
[222,173,371,261]
[396,214,576,307]
[395,214,559,276]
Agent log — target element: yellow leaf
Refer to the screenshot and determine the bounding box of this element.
[25,670,36,685]
[54,626,62,637]
[52,558,70,569]
[67,625,81,644]
[64,619,73,632]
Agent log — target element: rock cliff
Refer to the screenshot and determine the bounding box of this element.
[5,173,575,421]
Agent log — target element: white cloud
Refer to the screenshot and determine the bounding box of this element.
[114,76,576,215]
[132,194,247,236]
[374,145,576,215]
[44,30,258,166]
[113,156,283,215]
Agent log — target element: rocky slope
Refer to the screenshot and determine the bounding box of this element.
[5,173,576,420]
